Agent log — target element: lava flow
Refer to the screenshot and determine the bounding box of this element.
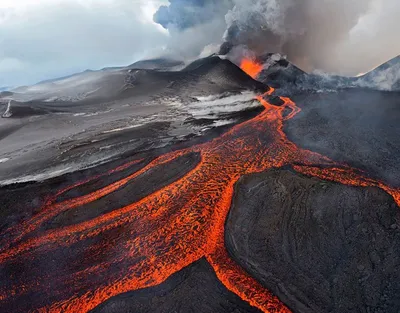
[0,64,399,313]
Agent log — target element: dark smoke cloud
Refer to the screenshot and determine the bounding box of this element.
[154,0,400,75]
[223,0,373,73]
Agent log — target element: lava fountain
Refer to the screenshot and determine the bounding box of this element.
[240,58,264,79]
[0,63,399,313]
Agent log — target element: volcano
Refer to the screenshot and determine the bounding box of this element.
[0,55,399,313]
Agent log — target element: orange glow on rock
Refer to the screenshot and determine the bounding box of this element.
[240,58,264,79]
[0,86,399,313]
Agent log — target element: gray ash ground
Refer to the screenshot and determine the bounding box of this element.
[0,55,399,313]
[0,56,264,185]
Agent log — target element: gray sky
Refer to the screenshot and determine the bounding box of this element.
[0,0,399,87]
[0,0,169,87]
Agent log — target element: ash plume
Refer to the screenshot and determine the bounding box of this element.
[154,0,400,75]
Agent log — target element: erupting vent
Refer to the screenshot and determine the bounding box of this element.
[240,58,264,79]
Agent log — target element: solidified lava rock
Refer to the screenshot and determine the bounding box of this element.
[90,258,261,313]
[286,89,400,188]
[45,152,202,229]
[226,168,400,313]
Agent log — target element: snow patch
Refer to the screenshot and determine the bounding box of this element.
[2,100,12,118]
[188,91,259,118]
[0,166,72,186]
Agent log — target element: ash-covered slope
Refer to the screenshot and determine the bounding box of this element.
[286,89,400,188]
[2,69,128,106]
[128,58,184,70]
[0,56,264,118]
[0,56,265,184]
[255,54,352,94]
[256,54,400,94]
[356,55,400,91]
[121,56,265,99]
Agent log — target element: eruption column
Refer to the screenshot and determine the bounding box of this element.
[240,58,264,79]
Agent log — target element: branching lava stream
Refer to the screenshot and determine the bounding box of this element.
[0,62,399,313]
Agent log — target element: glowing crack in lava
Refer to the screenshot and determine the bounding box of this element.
[240,58,264,79]
[0,76,399,312]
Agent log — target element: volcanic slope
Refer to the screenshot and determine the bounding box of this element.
[1,56,264,115]
[356,55,400,91]
[0,56,264,184]
[253,54,400,93]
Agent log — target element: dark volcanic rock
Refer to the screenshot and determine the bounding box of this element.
[46,152,201,229]
[256,53,355,95]
[286,89,400,187]
[226,168,400,313]
[257,53,307,87]
[182,55,266,92]
[90,258,261,313]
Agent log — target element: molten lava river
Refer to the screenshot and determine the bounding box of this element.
[1,61,399,313]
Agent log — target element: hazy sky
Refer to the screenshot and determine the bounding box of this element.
[0,0,399,87]
[0,0,169,87]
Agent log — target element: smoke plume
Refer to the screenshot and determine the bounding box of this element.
[154,0,400,75]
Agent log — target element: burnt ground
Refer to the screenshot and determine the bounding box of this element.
[90,259,260,313]
[226,168,400,313]
[286,89,400,187]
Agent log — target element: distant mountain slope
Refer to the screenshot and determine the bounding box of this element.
[356,55,400,91]
[128,58,184,70]
[256,53,400,93]
[0,56,265,119]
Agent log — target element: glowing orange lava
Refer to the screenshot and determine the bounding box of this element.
[0,86,399,313]
[240,58,264,79]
